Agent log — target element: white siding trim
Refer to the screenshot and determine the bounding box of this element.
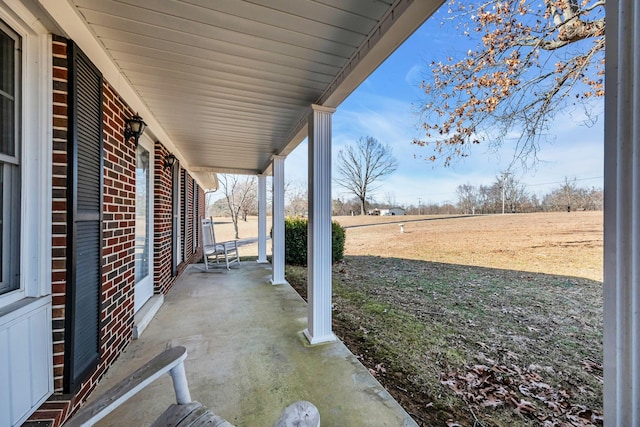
[0,296,53,427]
[0,0,52,305]
[0,3,53,425]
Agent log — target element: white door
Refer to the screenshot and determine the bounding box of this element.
[134,135,154,312]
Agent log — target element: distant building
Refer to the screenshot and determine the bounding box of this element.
[371,207,405,216]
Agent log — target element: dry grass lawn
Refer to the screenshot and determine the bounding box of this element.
[336,211,602,282]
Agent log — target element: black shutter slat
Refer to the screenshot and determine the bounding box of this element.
[64,42,103,393]
[72,222,100,370]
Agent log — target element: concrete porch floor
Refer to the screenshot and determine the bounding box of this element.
[92,262,418,426]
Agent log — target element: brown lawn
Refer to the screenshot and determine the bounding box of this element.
[335,211,603,282]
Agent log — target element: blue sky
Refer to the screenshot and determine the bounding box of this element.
[283,6,605,207]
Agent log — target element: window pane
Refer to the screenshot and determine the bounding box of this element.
[0,28,14,95]
[0,25,16,157]
[0,163,20,294]
[0,96,14,156]
[0,164,3,281]
[135,146,150,282]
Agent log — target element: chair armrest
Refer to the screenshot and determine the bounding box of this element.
[65,346,191,427]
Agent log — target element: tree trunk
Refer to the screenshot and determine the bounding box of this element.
[231,209,240,239]
[360,197,366,215]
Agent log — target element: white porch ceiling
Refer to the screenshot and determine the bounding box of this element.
[59,0,443,178]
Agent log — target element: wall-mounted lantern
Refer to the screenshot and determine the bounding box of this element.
[164,154,177,170]
[124,113,147,147]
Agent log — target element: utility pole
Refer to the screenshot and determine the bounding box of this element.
[501,171,510,214]
[418,197,422,215]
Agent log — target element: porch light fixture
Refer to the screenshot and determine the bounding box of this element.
[124,113,147,147]
[164,154,177,170]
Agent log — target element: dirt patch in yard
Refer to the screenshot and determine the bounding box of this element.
[287,212,603,426]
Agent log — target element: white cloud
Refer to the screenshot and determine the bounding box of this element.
[405,63,425,87]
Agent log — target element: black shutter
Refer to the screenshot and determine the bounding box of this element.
[171,162,180,277]
[64,42,103,393]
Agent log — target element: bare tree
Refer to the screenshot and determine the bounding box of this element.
[542,178,603,211]
[335,136,398,215]
[456,183,478,214]
[286,188,308,217]
[414,0,605,166]
[501,173,529,213]
[382,192,398,208]
[217,174,257,239]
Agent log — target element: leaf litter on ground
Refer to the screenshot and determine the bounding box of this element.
[441,363,602,426]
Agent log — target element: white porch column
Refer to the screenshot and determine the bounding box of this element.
[304,104,337,345]
[257,174,268,263]
[603,1,640,425]
[270,156,288,285]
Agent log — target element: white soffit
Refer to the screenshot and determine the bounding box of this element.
[58,0,444,174]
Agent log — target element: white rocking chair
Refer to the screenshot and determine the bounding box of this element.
[201,217,240,270]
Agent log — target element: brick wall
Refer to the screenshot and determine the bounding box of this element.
[100,80,137,370]
[28,36,206,427]
[153,154,204,295]
[50,34,69,396]
[153,142,175,295]
[29,37,137,426]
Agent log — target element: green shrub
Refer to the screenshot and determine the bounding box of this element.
[284,217,308,266]
[284,217,346,266]
[331,220,346,262]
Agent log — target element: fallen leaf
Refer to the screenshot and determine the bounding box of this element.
[512,398,536,414]
[481,395,505,408]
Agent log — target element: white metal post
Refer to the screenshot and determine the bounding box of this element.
[304,104,337,345]
[270,156,287,285]
[257,173,268,263]
[603,1,640,425]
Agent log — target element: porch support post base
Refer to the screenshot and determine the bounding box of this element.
[303,329,337,346]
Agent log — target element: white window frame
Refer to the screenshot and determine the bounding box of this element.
[0,2,52,308]
[0,19,21,296]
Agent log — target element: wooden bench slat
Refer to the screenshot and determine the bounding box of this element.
[152,402,235,427]
[152,402,204,427]
[183,410,234,427]
[65,346,189,427]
